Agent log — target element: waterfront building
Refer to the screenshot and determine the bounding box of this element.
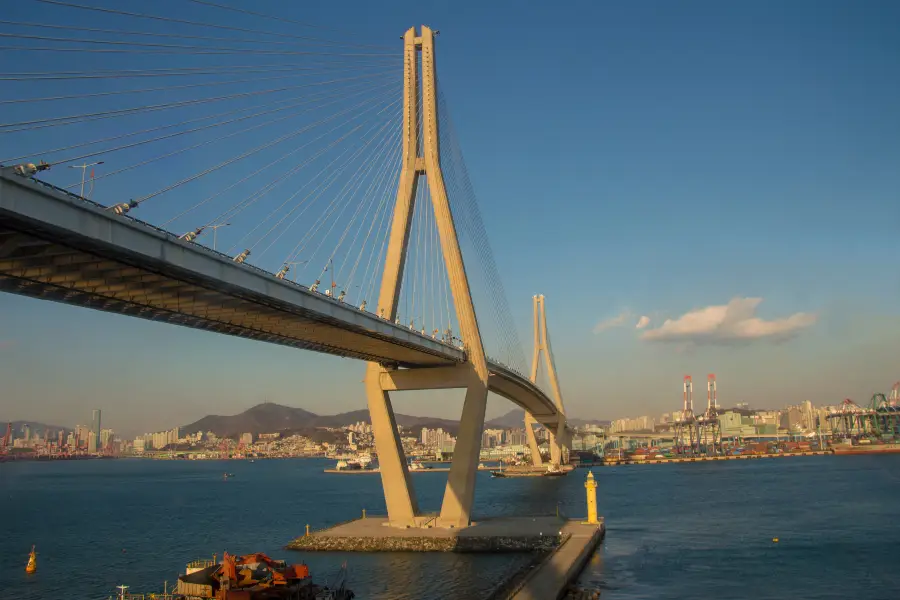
[509,430,526,446]
[780,406,804,431]
[719,411,757,438]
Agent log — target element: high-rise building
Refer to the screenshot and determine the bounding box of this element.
[91,409,102,451]
[88,431,98,453]
[23,424,30,442]
[100,428,113,450]
[509,430,526,446]
[75,424,89,448]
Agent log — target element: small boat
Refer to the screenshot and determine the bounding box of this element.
[223,472,235,479]
[490,470,507,478]
[25,545,36,574]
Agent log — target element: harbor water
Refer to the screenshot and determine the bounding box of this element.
[1,455,898,599]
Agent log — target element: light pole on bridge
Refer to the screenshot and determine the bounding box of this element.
[206,222,230,251]
[285,260,309,283]
[67,161,104,199]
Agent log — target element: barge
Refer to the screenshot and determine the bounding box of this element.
[175,552,353,599]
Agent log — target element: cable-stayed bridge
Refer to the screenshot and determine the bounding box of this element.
[0,5,569,528]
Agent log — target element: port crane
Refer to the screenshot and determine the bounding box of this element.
[674,376,699,454]
[695,374,722,454]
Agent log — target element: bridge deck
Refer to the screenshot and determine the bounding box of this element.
[0,171,562,425]
[0,171,465,367]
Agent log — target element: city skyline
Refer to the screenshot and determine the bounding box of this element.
[2,0,899,433]
[4,389,893,440]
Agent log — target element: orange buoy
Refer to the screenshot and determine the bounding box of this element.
[25,545,36,574]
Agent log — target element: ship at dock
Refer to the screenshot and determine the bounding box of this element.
[332,452,377,472]
[174,552,353,599]
[831,439,900,455]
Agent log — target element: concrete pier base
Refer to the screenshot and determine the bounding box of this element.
[286,516,602,554]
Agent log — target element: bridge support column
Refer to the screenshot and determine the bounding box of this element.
[524,411,543,467]
[549,430,562,465]
[438,372,488,528]
[364,363,419,527]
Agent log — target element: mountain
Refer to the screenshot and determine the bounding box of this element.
[182,403,318,436]
[483,409,607,429]
[182,403,605,438]
[485,409,526,429]
[182,404,461,438]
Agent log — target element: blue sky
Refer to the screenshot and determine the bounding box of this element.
[1,0,899,436]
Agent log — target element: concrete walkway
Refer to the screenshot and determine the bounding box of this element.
[511,519,605,600]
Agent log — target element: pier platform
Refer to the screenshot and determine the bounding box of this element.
[508,520,604,600]
[287,515,603,554]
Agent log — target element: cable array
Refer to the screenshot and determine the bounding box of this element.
[435,84,528,374]
[0,4,526,367]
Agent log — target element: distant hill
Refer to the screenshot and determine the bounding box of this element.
[484,410,607,429]
[182,403,461,438]
[485,409,526,429]
[181,403,605,438]
[182,403,318,437]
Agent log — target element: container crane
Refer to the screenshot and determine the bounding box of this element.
[674,376,698,454]
[697,374,722,454]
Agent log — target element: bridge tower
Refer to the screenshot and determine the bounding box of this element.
[524,295,568,467]
[365,26,491,528]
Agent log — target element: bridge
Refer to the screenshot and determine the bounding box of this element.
[0,22,569,528]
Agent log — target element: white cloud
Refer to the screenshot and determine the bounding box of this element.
[640,297,816,345]
[635,316,650,329]
[593,310,631,334]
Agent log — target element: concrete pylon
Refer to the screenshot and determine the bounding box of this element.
[365,26,490,529]
[524,296,544,466]
[523,295,569,466]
